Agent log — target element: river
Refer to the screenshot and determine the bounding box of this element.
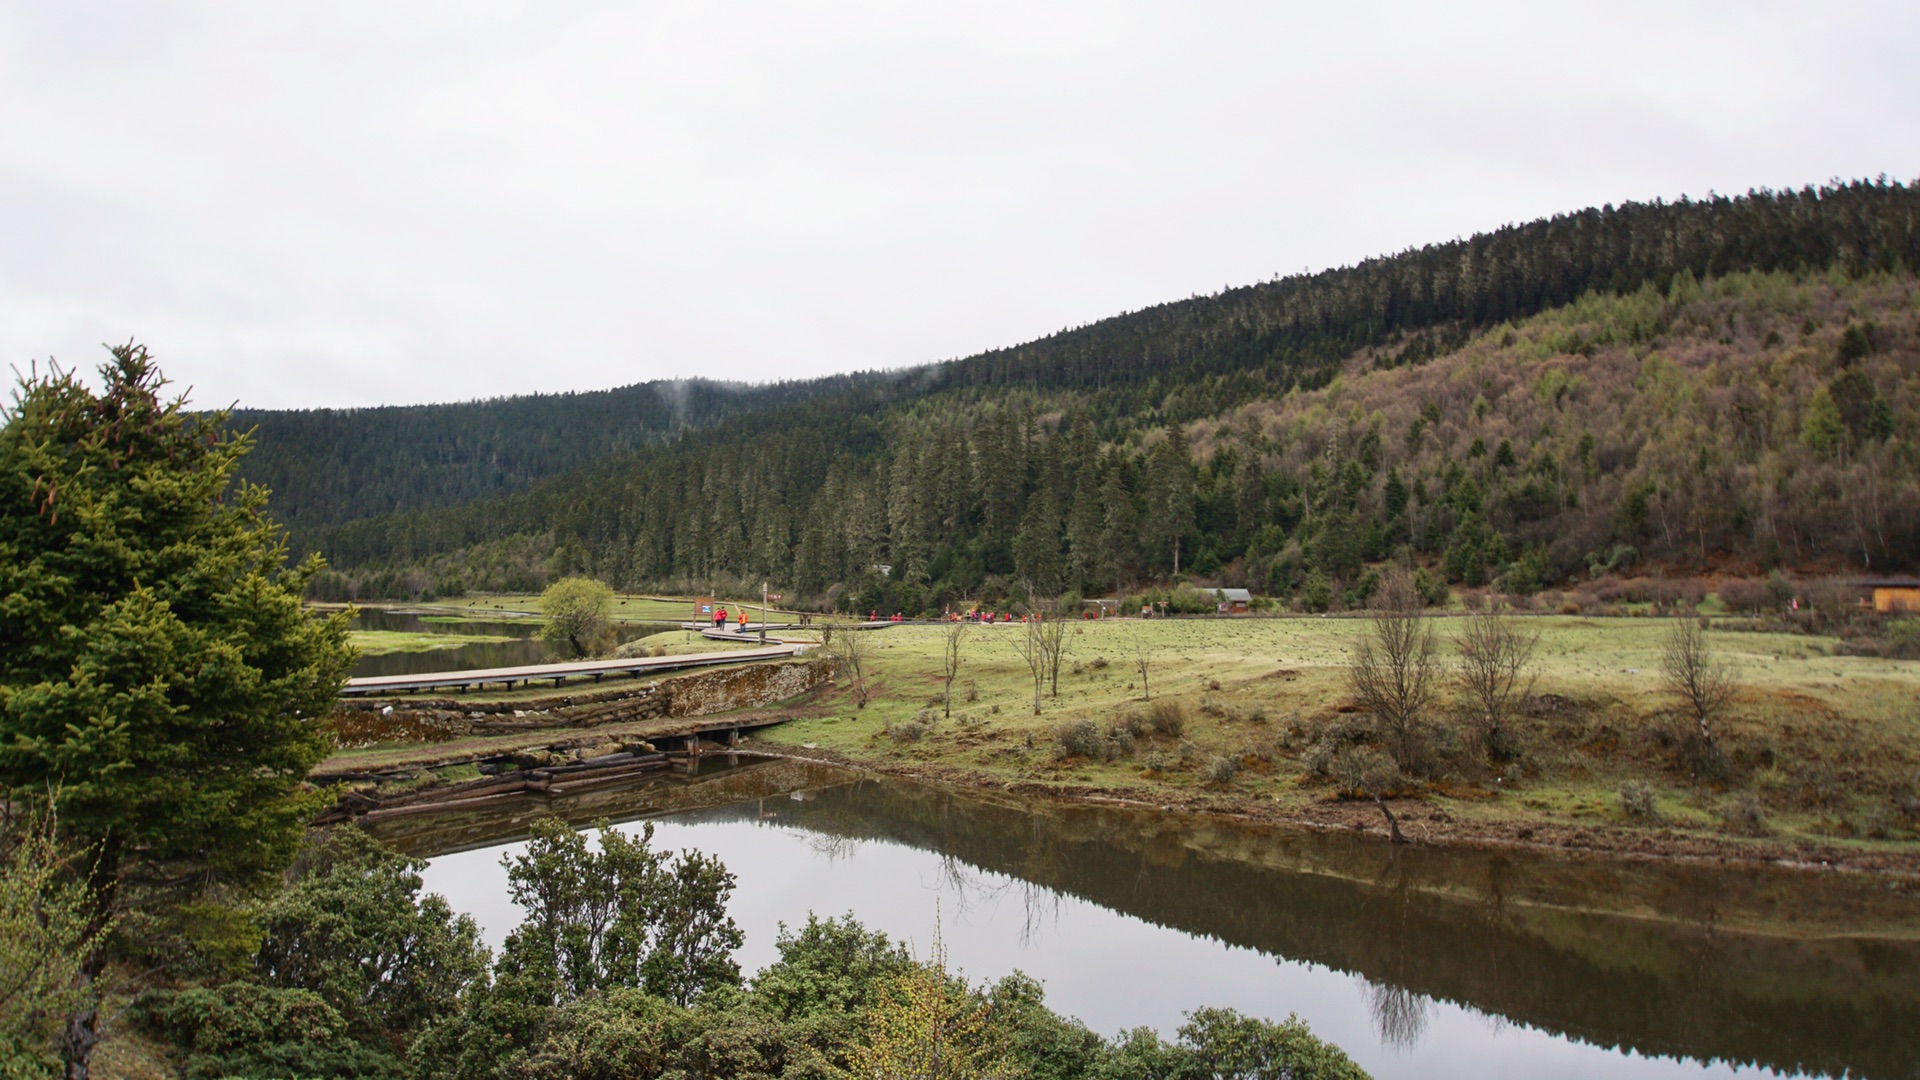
[370,756,1920,1080]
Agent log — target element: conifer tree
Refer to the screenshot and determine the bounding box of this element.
[0,345,354,1078]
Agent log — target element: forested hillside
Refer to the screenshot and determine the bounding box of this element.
[273,181,1920,607]
[230,373,897,530]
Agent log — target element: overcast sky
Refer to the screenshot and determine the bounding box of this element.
[4,2,1917,410]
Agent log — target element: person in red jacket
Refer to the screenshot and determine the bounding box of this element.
[714,606,727,629]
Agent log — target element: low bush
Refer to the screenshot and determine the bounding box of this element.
[139,983,406,1080]
[1717,794,1771,837]
[1332,745,1402,797]
[1717,578,1770,614]
[1148,700,1187,738]
[1203,756,1239,783]
[1055,719,1105,760]
[1618,780,1660,821]
[889,721,928,744]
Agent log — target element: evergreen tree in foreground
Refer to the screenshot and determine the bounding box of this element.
[0,344,354,1077]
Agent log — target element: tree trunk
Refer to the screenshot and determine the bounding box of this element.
[1373,795,1410,845]
[64,839,119,1080]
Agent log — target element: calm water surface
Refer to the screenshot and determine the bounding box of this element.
[348,609,661,677]
[386,758,1920,1080]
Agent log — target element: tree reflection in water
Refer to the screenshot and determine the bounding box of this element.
[1362,979,1431,1052]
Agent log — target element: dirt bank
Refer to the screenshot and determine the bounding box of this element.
[742,736,1920,879]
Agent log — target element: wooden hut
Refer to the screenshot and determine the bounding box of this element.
[1202,587,1253,614]
[1858,577,1920,613]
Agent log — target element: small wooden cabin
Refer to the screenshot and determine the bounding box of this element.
[1202,587,1253,615]
[1859,578,1920,613]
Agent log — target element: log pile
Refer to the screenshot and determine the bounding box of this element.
[317,743,696,824]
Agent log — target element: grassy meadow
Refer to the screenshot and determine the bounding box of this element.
[757,614,1920,854]
[346,629,519,655]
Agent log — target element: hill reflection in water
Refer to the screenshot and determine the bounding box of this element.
[393,758,1920,1080]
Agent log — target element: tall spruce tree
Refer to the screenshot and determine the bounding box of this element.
[0,345,353,1078]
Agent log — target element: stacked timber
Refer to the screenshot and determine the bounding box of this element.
[318,748,687,824]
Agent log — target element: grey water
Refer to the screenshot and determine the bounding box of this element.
[347,608,661,677]
[392,759,1920,1080]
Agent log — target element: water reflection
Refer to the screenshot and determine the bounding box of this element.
[392,760,1920,1080]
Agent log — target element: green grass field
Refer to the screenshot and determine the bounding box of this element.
[756,614,1920,853]
[345,629,519,655]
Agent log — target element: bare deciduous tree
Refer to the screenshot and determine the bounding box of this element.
[941,620,970,719]
[829,629,872,708]
[1133,633,1152,701]
[1455,611,1538,761]
[1348,569,1439,772]
[1660,619,1736,744]
[1009,608,1048,715]
[1039,605,1072,698]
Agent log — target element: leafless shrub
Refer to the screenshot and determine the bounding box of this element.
[1204,755,1239,783]
[1009,608,1047,715]
[941,620,970,719]
[1348,569,1440,773]
[1147,699,1187,737]
[1717,794,1771,837]
[889,720,927,744]
[829,630,872,708]
[1039,606,1072,697]
[1455,612,1539,762]
[1716,578,1769,615]
[1804,577,1862,633]
[1660,619,1737,745]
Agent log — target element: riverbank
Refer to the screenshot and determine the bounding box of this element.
[742,615,1920,875]
[316,614,1920,874]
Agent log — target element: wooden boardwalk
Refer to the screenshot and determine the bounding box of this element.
[340,644,799,697]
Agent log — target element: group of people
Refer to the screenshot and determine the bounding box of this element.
[710,606,749,630]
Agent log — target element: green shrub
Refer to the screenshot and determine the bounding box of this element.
[255,828,489,1041]
[1204,756,1239,783]
[1056,719,1105,759]
[140,982,406,1080]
